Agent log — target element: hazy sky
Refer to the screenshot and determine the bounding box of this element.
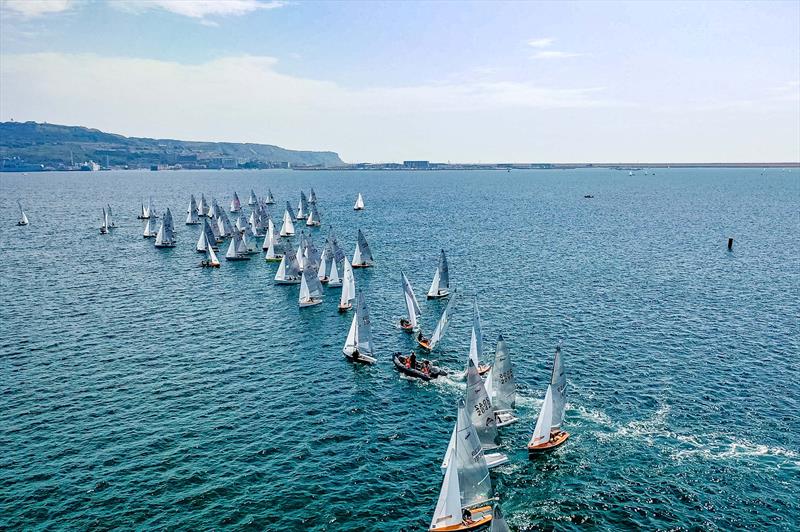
[1,0,798,163]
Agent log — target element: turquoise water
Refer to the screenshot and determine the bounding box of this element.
[1,168,798,530]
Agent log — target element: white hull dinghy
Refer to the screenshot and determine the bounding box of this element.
[427,249,450,299]
[342,292,377,364]
[299,265,324,307]
[351,229,374,268]
[353,192,365,211]
[274,247,302,284]
[225,231,251,261]
[154,208,176,248]
[465,358,503,453]
[485,335,518,427]
[338,257,355,311]
[296,191,309,220]
[186,195,200,224]
[280,202,296,236]
[399,271,421,332]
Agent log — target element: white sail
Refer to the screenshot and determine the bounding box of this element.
[275,255,287,280]
[299,270,311,301]
[454,398,493,508]
[340,258,355,307]
[317,247,328,279]
[100,208,108,231]
[236,232,249,255]
[429,448,462,531]
[143,217,155,237]
[197,193,207,215]
[352,241,362,265]
[429,291,457,350]
[280,209,295,236]
[492,335,515,412]
[106,204,114,227]
[465,358,499,450]
[207,243,220,266]
[328,258,341,285]
[226,236,238,259]
[529,385,554,447]
[550,345,566,429]
[263,218,275,250]
[265,189,275,204]
[17,201,29,225]
[401,271,421,328]
[186,205,199,224]
[468,297,483,368]
[154,221,165,246]
[248,189,257,206]
[355,292,374,356]
[230,191,241,212]
[343,313,358,354]
[427,268,441,298]
[354,192,364,210]
[196,226,208,252]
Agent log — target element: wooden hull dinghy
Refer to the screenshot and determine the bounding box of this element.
[527,430,569,454]
[429,513,491,532]
[392,353,447,381]
[416,335,432,351]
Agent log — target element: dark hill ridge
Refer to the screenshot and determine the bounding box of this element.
[0,121,343,169]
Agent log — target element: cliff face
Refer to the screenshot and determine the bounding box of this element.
[0,121,344,168]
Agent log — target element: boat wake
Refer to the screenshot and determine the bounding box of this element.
[671,436,800,467]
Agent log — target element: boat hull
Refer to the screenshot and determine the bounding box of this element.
[416,338,432,351]
[265,256,284,262]
[527,431,570,455]
[429,514,491,531]
[337,303,352,312]
[275,278,301,285]
[343,351,376,365]
[154,243,176,248]
[351,263,372,269]
[328,280,342,287]
[299,298,323,307]
[495,411,519,427]
[225,256,250,261]
[427,290,449,300]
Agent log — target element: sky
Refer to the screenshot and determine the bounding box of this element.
[0,0,798,163]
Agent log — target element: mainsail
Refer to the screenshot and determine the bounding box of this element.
[248,189,258,206]
[465,358,499,450]
[230,191,241,212]
[265,189,275,204]
[430,448,462,531]
[429,291,457,350]
[528,385,554,447]
[354,192,365,210]
[550,345,566,429]
[281,202,296,236]
[492,335,515,412]
[186,195,199,224]
[340,258,355,307]
[296,191,308,219]
[401,271,421,328]
[428,249,450,297]
[352,229,374,265]
[197,193,208,215]
[491,506,510,532]
[454,398,493,508]
[355,292,374,357]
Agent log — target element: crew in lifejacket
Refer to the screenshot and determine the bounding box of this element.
[409,352,417,369]
[400,318,411,329]
[462,508,474,525]
[422,360,431,376]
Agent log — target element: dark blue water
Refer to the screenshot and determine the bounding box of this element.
[1,169,798,530]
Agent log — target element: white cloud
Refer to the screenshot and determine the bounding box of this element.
[0,53,619,161]
[114,0,284,20]
[1,0,74,18]
[533,50,584,59]
[527,37,554,48]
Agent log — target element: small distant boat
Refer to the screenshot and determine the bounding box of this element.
[200,241,221,268]
[327,254,342,286]
[317,245,330,283]
[326,228,346,287]
[417,291,456,351]
[186,195,200,225]
[225,231,251,261]
[351,229,374,268]
[206,198,217,218]
[628,171,634,176]
[353,192,365,211]
[154,208,176,248]
[197,219,219,252]
[142,217,157,238]
[230,191,241,213]
[280,202,296,236]
[217,209,234,238]
[584,194,594,199]
[197,193,208,216]
[137,202,148,220]
[527,345,569,454]
[265,189,275,205]
[427,250,450,299]
[308,187,317,204]
[306,203,321,227]
[106,204,116,228]
[429,399,495,531]
[467,297,491,376]
[338,257,355,311]
[274,247,302,284]
[16,201,29,226]
[484,335,518,427]
[100,207,109,234]
[441,376,508,471]
[248,189,258,206]
[296,191,309,220]
[392,352,446,381]
[148,197,159,219]
[342,292,376,364]
[399,271,421,332]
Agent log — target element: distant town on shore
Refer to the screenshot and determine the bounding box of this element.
[1,121,796,172]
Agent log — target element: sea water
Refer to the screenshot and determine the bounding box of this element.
[1,168,798,530]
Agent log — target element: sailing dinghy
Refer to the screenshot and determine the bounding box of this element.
[100,208,109,234]
[197,219,219,252]
[201,241,221,268]
[352,229,374,268]
[417,291,456,351]
[527,345,569,454]
[186,195,200,225]
[137,202,148,220]
[154,208,176,248]
[230,191,241,213]
[142,217,157,238]
[299,266,324,307]
[197,193,208,216]
[274,246,302,284]
[107,205,116,228]
[308,187,317,204]
[338,257,355,311]
[430,399,495,531]
[441,383,508,471]
[248,189,258,206]
[296,191,308,220]
[427,249,450,299]
[263,219,284,262]
[342,292,376,364]
[400,271,422,332]
[225,231,251,261]
[265,189,275,204]
[280,202,296,236]
[353,192,365,211]
[306,203,321,227]
[16,201,29,226]
[484,335,518,427]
